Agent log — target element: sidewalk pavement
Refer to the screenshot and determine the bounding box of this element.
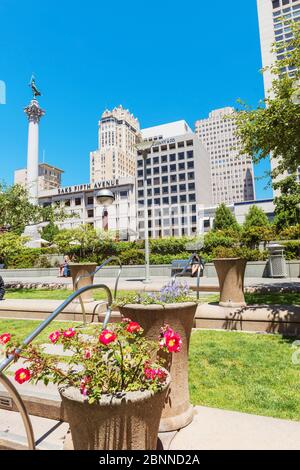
[2,275,300,292]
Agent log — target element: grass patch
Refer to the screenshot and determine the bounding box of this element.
[245,292,300,305]
[0,318,80,344]
[4,289,300,306]
[189,330,300,421]
[5,288,134,301]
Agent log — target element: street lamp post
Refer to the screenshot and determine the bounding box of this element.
[136,141,154,284]
[95,189,115,232]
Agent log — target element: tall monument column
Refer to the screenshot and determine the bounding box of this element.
[24,77,45,205]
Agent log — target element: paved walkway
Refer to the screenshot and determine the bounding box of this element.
[1,403,299,450]
[2,275,300,292]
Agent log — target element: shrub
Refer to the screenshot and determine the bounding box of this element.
[278,225,300,241]
[118,248,145,265]
[281,241,300,260]
[212,246,268,261]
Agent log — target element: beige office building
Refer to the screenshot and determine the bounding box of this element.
[14,163,64,192]
[195,107,255,205]
[90,105,140,183]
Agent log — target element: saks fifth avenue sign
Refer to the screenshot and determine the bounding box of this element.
[57,179,119,195]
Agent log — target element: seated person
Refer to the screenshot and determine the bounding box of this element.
[58,255,71,277]
[0,276,5,300]
[191,253,204,278]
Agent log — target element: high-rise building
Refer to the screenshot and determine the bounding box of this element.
[195,108,255,205]
[90,105,140,183]
[14,163,64,191]
[257,0,300,96]
[136,121,213,238]
[257,0,300,193]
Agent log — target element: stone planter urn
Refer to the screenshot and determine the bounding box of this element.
[213,258,247,307]
[59,372,170,450]
[119,302,197,432]
[69,263,97,303]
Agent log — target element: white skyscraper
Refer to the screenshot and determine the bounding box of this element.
[257,0,300,96]
[90,105,140,183]
[195,108,255,205]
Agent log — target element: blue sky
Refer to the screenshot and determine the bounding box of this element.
[0,0,272,199]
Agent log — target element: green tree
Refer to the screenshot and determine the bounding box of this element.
[213,203,239,231]
[0,232,26,265]
[40,221,60,242]
[235,22,300,177]
[273,175,300,231]
[0,183,70,235]
[243,206,270,230]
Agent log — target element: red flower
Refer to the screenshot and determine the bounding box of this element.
[49,331,60,343]
[163,330,182,353]
[15,368,31,384]
[63,328,76,339]
[0,333,11,345]
[144,365,167,382]
[99,330,117,345]
[126,321,142,334]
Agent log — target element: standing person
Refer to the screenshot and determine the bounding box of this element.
[0,276,5,300]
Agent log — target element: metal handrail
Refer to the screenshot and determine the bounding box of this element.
[0,282,113,450]
[172,255,204,300]
[74,256,122,325]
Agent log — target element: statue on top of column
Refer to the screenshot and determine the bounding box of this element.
[29,75,41,98]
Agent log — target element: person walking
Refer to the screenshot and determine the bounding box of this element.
[0,275,5,300]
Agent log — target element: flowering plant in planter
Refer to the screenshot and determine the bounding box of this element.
[1,320,181,405]
[114,280,196,307]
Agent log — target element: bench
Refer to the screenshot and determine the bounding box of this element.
[171,259,193,276]
[171,258,204,278]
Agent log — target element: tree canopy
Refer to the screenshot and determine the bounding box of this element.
[213,203,239,231]
[273,174,300,230]
[0,183,70,235]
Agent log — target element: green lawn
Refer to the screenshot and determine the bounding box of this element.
[0,318,80,344]
[4,288,133,301]
[0,317,299,421]
[189,330,300,421]
[4,289,300,305]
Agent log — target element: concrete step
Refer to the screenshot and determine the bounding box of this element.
[0,409,69,450]
[0,380,65,421]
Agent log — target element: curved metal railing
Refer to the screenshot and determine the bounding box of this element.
[0,281,114,450]
[74,256,122,325]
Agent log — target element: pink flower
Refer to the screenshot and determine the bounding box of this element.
[83,349,92,359]
[0,333,11,345]
[126,321,142,334]
[80,376,91,396]
[163,329,182,353]
[49,331,60,343]
[15,368,31,384]
[99,330,117,345]
[63,328,76,339]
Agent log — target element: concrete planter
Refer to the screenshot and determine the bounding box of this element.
[59,372,170,450]
[119,302,197,432]
[69,263,97,303]
[213,258,247,307]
